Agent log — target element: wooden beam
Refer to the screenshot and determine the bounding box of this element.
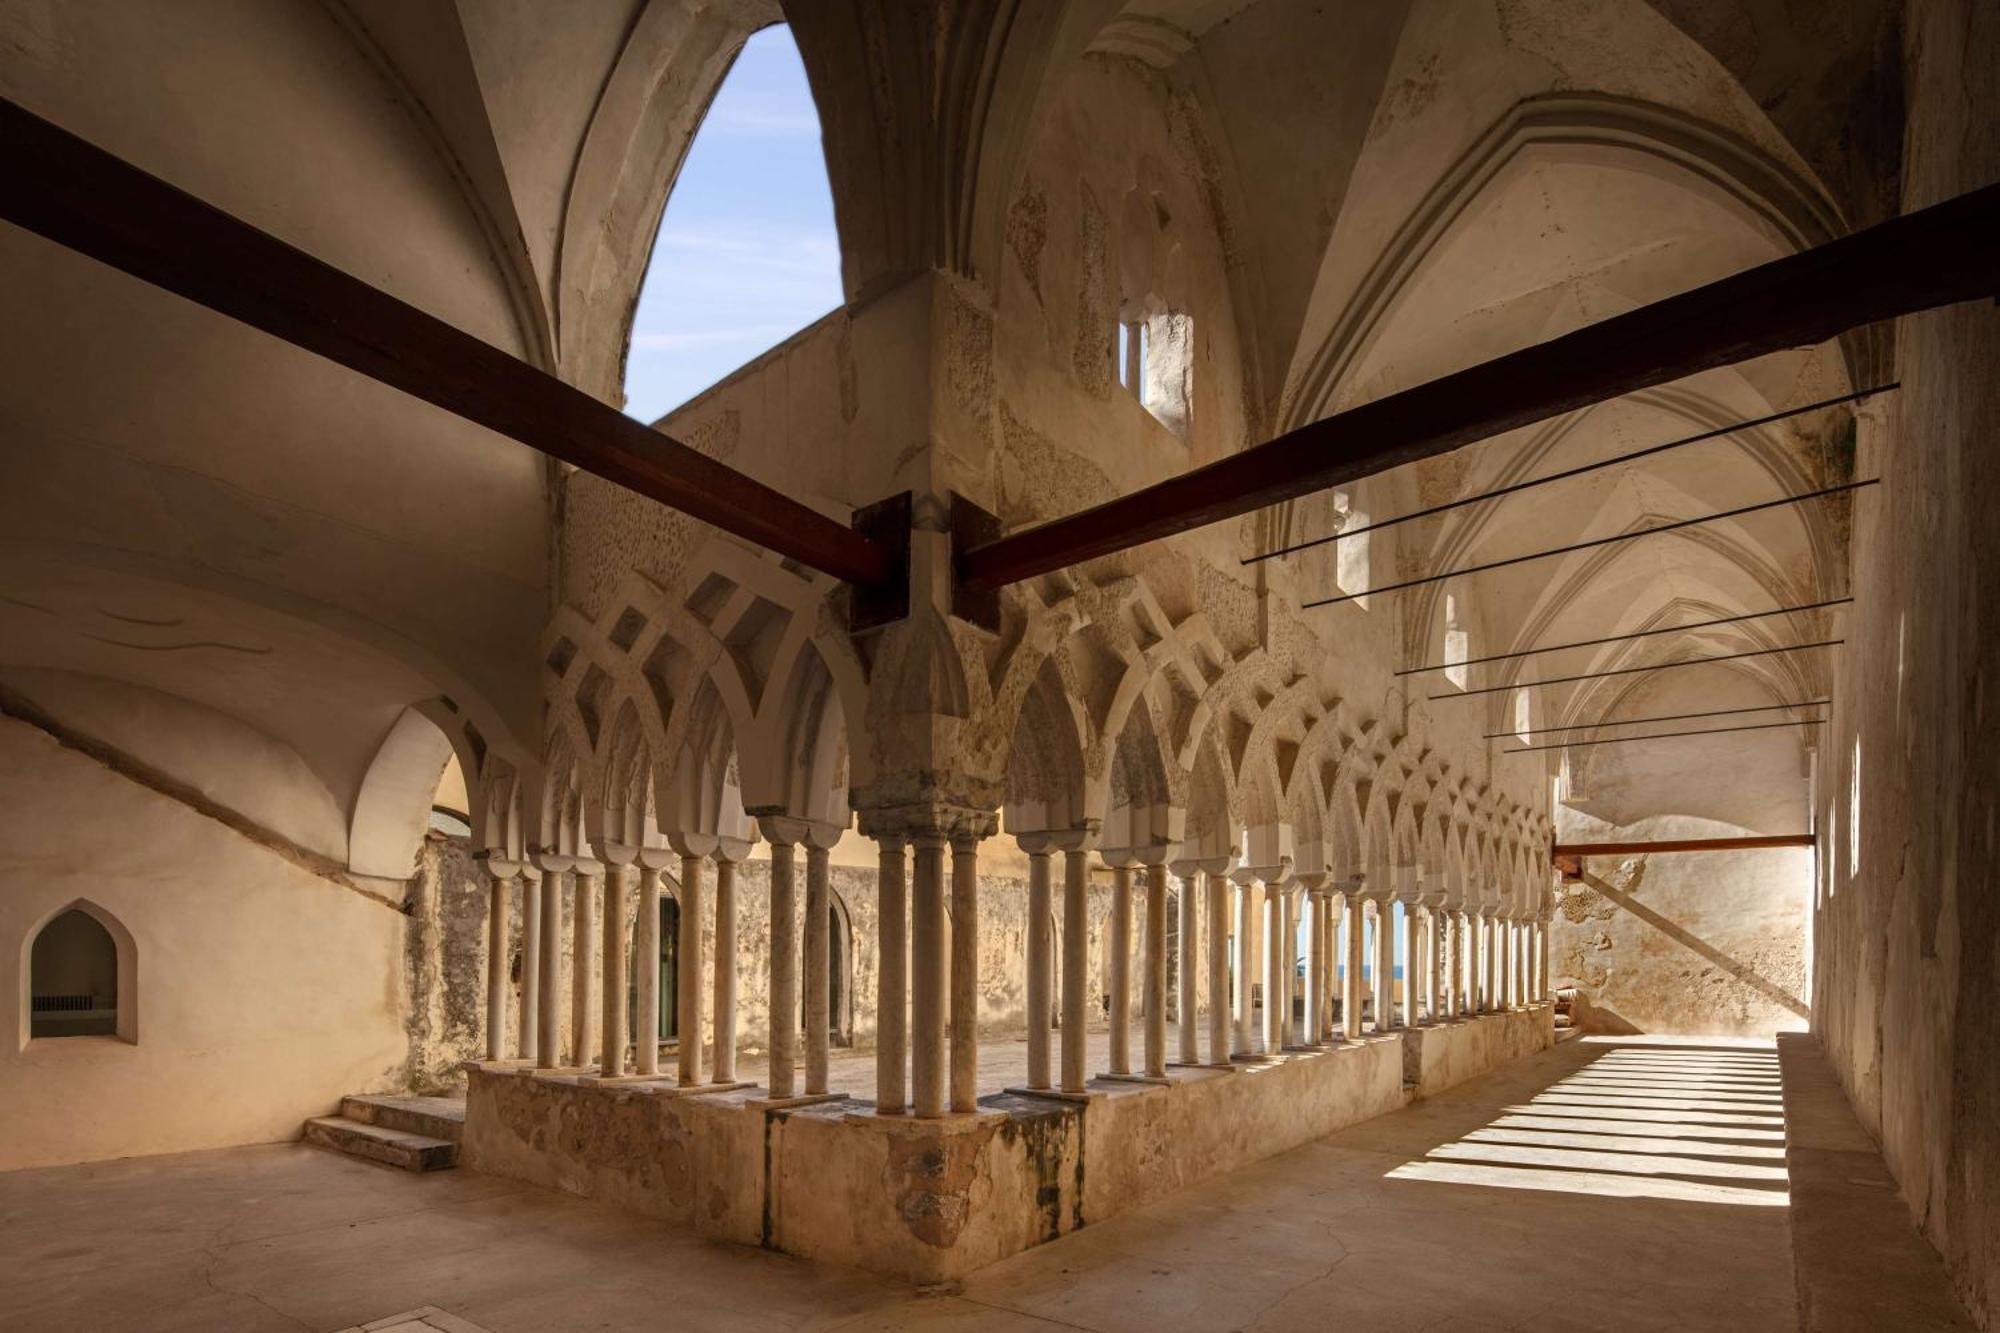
[958,182,2000,591]
[1552,835,1816,858]
[0,95,894,589]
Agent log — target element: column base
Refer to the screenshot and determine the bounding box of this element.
[744,1090,847,1111]
[1098,1071,1173,1086]
[1004,1085,1099,1104]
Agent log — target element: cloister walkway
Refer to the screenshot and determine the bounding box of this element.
[0,1034,1935,1332]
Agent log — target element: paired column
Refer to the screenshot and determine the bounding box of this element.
[1398,884,1421,1026]
[909,833,949,1116]
[535,863,564,1067]
[948,834,981,1113]
[1107,864,1134,1074]
[675,852,706,1085]
[1058,834,1093,1092]
[517,869,542,1060]
[877,836,909,1111]
[634,863,663,1076]
[599,863,631,1076]
[766,834,800,1098]
[1022,842,1053,1091]
[572,864,602,1067]
[1342,891,1365,1039]
[713,849,741,1082]
[1142,861,1168,1077]
[484,862,515,1061]
[1372,895,1396,1031]
[1303,888,1325,1045]
[1232,871,1256,1056]
[1206,866,1231,1064]
[805,840,832,1095]
[1175,864,1199,1065]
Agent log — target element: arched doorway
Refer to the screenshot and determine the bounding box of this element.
[800,890,853,1045]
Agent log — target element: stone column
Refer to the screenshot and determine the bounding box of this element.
[572,864,602,1067]
[1175,864,1199,1065]
[1455,910,1471,1015]
[1540,918,1553,1001]
[1264,881,1284,1052]
[876,835,908,1112]
[1373,895,1397,1031]
[1482,910,1499,1013]
[1057,833,1093,1093]
[634,863,663,1077]
[1303,888,1325,1045]
[536,864,563,1068]
[764,831,799,1098]
[712,847,743,1083]
[1232,870,1256,1057]
[518,869,542,1061]
[1022,841,1053,1091]
[600,863,630,1076]
[675,852,706,1085]
[1399,885,1421,1027]
[910,832,948,1117]
[1206,866,1231,1064]
[484,862,514,1061]
[1142,861,1168,1078]
[1107,863,1133,1075]
[949,833,980,1113]
[805,840,832,1096]
[1343,891,1365,1039]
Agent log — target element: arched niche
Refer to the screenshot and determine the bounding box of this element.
[21,899,137,1046]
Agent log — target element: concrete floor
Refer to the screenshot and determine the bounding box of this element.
[0,1035,1830,1332]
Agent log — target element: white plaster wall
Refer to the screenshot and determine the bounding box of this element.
[0,720,409,1170]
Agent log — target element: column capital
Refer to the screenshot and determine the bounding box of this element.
[713,834,755,864]
[571,858,606,880]
[666,830,721,858]
[477,853,525,881]
[591,838,640,867]
[855,803,996,845]
[756,815,845,849]
[530,849,575,874]
[1293,870,1331,894]
[1170,854,1235,878]
[1104,841,1179,868]
[1231,859,1292,887]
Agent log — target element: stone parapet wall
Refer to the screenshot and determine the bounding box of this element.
[462,1004,1553,1284]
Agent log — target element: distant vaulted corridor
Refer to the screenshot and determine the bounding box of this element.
[0,1,1993,1330]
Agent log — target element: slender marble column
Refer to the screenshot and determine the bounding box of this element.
[767,838,799,1098]
[1024,846,1053,1090]
[518,870,542,1061]
[805,842,831,1095]
[1108,865,1133,1075]
[600,865,629,1076]
[949,835,980,1113]
[1375,898,1397,1031]
[634,865,662,1077]
[910,833,948,1117]
[1264,884,1284,1051]
[572,866,601,1066]
[1343,893,1365,1039]
[485,867,513,1061]
[1304,891,1324,1045]
[1539,920,1552,1001]
[1233,875,1255,1056]
[877,836,909,1111]
[1176,867,1199,1064]
[712,854,739,1082]
[1401,895,1421,1026]
[1206,870,1230,1064]
[676,854,705,1086]
[1060,842,1090,1093]
[1456,910,1472,1015]
[1143,862,1167,1078]
[536,868,563,1067]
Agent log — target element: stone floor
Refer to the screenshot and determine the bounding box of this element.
[0,1034,1956,1332]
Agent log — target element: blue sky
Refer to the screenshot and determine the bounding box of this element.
[621,25,843,424]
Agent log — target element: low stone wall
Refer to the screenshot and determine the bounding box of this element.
[464,1004,1554,1284]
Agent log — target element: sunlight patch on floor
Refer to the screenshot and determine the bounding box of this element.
[1388,1039,1790,1206]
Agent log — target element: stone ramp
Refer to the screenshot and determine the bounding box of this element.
[303,1094,466,1173]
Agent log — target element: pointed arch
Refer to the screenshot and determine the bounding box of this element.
[21,899,137,1046]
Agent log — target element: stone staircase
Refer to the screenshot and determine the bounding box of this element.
[303,1094,466,1172]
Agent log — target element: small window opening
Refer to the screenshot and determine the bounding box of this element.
[1512,688,1532,743]
[1116,183,1192,440]
[1332,491,1371,607]
[1847,736,1862,877]
[1443,595,1470,690]
[30,909,119,1038]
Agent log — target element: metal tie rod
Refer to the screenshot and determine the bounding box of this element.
[1399,599,1852,676]
[1434,640,1843,701]
[1248,386,1895,566]
[1484,698,1829,739]
[1500,717,1826,754]
[1308,479,1877,609]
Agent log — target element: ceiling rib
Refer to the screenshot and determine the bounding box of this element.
[1400,599,1853,676]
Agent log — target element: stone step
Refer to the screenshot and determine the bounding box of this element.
[340,1093,466,1144]
[304,1116,457,1172]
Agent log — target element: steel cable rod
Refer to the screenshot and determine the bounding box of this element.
[1246,384,1896,566]
[1397,598,1854,676]
[1499,718,1827,754]
[1483,698,1830,739]
[1432,639,1844,701]
[1306,479,1877,609]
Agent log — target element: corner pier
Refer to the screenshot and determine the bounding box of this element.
[463,1004,1555,1284]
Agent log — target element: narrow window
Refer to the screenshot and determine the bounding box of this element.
[1512,688,1532,743]
[1332,491,1371,607]
[1443,595,1470,690]
[1847,736,1862,877]
[29,908,121,1039]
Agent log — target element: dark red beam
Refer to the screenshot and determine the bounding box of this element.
[958,182,2000,591]
[0,96,893,589]
[1553,834,1815,857]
